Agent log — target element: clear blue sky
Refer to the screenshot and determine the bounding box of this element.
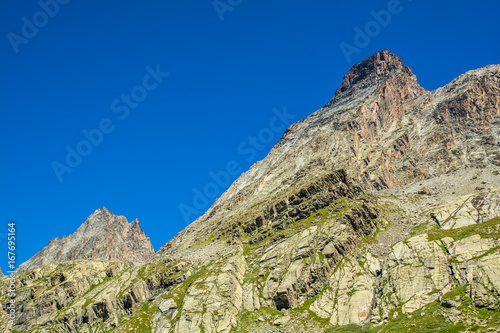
[1,0,499,274]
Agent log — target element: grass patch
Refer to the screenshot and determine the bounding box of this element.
[80,275,112,309]
[426,217,500,242]
[115,302,158,333]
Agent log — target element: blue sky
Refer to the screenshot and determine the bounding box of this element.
[1,0,499,274]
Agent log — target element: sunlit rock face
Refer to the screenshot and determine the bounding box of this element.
[4,50,500,333]
[16,207,154,274]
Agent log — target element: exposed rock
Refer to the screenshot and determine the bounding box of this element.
[3,50,500,333]
[334,49,418,96]
[273,315,291,326]
[159,298,178,320]
[382,234,452,314]
[106,261,129,278]
[417,187,431,195]
[0,257,195,332]
[462,252,500,309]
[242,283,261,311]
[156,50,500,260]
[311,256,375,326]
[174,245,246,333]
[440,298,461,308]
[433,192,500,229]
[365,252,381,276]
[0,307,11,332]
[443,234,499,261]
[16,207,155,273]
[310,228,500,329]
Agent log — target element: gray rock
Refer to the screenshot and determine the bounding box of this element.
[3,50,500,333]
[273,315,291,326]
[440,299,461,308]
[16,207,154,274]
[159,298,178,320]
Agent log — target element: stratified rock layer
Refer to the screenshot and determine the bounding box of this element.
[3,50,500,333]
[156,49,500,257]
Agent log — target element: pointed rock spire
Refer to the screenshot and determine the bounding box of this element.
[335,49,415,96]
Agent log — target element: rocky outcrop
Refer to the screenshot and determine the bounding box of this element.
[3,50,500,332]
[174,245,246,333]
[310,227,500,328]
[156,50,500,259]
[0,244,248,333]
[432,192,500,229]
[0,307,11,332]
[254,201,378,311]
[3,215,499,332]
[0,256,197,332]
[334,49,420,96]
[379,234,452,315]
[16,207,154,274]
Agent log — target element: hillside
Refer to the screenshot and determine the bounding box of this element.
[1,50,499,333]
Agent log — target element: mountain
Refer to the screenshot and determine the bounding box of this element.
[1,50,499,333]
[15,207,155,274]
[155,49,500,257]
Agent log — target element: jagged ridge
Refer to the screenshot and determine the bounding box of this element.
[16,207,154,274]
[2,50,499,333]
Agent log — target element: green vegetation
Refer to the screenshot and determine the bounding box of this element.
[425,217,500,242]
[136,259,177,281]
[81,275,111,309]
[233,306,289,332]
[114,302,158,333]
[5,196,499,333]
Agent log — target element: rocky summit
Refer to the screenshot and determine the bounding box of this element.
[15,207,155,274]
[1,50,499,333]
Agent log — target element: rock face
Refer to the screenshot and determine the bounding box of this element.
[16,207,154,274]
[2,50,500,332]
[156,49,500,258]
[334,49,418,96]
[310,226,500,325]
[432,192,500,229]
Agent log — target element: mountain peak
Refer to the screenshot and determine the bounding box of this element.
[94,206,109,213]
[16,208,155,273]
[9,56,500,332]
[335,49,415,96]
